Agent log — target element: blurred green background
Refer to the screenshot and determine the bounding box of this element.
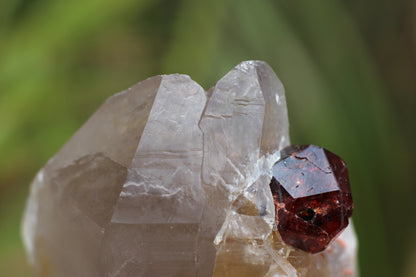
[1,0,415,276]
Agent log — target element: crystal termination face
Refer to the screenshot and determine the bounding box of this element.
[270,145,353,253]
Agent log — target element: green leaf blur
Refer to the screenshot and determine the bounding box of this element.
[0,0,415,276]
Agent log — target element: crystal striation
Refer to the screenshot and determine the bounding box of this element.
[22,61,357,277]
[270,145,353,254]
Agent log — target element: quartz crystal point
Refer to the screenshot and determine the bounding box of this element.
[22,61,358,277]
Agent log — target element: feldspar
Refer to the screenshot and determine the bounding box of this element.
[22,61,358,277]
[270,145,353,254]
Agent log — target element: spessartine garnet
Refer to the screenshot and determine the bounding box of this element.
[270,145,353,253]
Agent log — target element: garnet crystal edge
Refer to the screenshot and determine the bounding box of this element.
[270,145,353,253]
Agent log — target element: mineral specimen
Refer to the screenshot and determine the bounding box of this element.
[270,145,353,253]
[22,61,358,277]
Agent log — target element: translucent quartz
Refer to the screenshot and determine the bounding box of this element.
[22,61,357,277]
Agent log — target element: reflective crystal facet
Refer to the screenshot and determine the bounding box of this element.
[270,145,353,254]
[22,61,357,277]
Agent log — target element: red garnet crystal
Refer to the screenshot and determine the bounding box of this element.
[270,145,353,253]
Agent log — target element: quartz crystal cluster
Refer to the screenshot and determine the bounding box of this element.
[22,61,357,277]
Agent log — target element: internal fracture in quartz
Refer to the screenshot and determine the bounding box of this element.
[22,61,358,277]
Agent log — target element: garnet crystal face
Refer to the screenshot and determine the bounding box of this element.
[270,145,353,253]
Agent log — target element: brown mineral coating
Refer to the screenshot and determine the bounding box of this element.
[270,145,353,253]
